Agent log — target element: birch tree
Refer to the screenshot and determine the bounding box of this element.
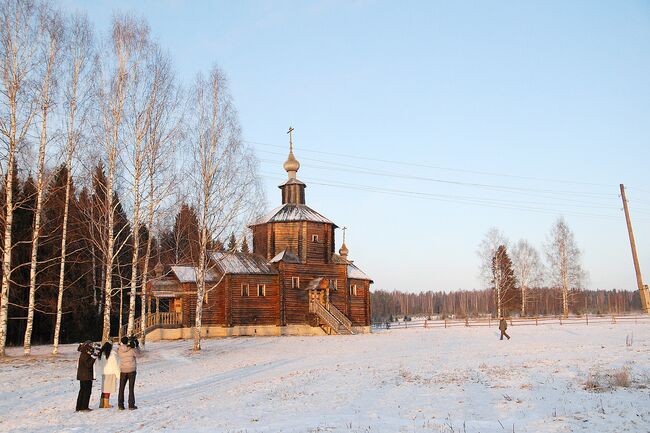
[476,228,509,318]
[23,3,63,355]
[121,21,151,336]
[189,66,259,351]
[52,12,93,355]
[544,217,584,318]
[0,0,39,357]
[138,47,182,345]
[511,239,544,317]
[98,15,148,342]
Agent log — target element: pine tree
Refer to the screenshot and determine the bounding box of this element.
[172,203,200,264]
[240,237,249,253]
[492,245,519,317]
[227,233,237,252]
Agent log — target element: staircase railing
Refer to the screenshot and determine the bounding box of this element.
[117,312,182,340]
[309,299,354,335]
[327,303,353,332]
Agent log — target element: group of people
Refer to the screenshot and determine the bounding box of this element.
[75,336,141,412]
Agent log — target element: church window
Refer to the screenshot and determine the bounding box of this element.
[312,234,319,242]
[330,279,337,289]
[349,284,357,296]
[241,283,249,297]
[257,284,266,297]
[292,276,300,288]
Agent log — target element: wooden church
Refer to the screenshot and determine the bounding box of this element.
[146,130,373,338]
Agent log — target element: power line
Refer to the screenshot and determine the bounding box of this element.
[260,173,646,222]
[245,138,640,190]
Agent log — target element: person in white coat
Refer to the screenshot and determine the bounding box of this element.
[96,342,120,408]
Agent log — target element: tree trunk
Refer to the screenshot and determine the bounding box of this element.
[52,148,73,355]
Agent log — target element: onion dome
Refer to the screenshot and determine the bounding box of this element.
[283,149,300,176]
[339,242,349,258]
[283,126,300,178]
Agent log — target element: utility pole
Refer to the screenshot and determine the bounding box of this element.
[620,184,649,314]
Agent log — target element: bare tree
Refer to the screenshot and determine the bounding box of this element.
[23,3,63,355]
[189,65,259,351]
[97,14,148,342]
[138,46,182,346]
[511,239,544,317]
[52,11,94,355]
[477,227,508,285]
[0,0,40,357]
[120,20,152,336]
[544,217,584,318]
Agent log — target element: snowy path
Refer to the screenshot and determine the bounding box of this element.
[1,323,649,432]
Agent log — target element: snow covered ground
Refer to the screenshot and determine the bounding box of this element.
[1,323,649,433]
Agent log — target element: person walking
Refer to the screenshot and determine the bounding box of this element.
[76,341,98,412]
[118,336,141,410]
[499,317,511,340]
[97,342,120,408]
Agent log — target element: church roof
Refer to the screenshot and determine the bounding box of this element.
[279,178,306,187]
[251,204,337,227]
[348,263,373,282]
[171,265,219,283]
[147,279,184,298]
[210,251,278,275]
[269,249,301,264]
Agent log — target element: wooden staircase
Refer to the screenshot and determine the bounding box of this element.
[309,299,354,335]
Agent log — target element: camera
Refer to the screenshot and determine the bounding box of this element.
[128,335,139,349]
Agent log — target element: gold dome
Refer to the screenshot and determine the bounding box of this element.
[283,150,300,174]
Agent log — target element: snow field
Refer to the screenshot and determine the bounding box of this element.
[1,323,649,432]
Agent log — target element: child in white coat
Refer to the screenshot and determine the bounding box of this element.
[96,342,120,408]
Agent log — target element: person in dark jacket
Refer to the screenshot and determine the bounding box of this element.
[118,336,141,410]
[76,341,98,411]
[499,317,510,340]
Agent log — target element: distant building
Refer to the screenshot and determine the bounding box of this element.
[147,131,372,338]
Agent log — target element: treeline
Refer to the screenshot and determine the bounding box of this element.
[371,288,643,323]
[1,166,252,347]
[0,0,262,355]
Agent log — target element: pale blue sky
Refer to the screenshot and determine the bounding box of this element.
[63,0,650,291]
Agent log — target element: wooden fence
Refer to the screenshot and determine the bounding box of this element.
[372,313,650,330]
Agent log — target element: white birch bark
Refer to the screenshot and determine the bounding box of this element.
[189,66,262,351]
[544,217,584,319]
[24,8,63,355]
[0,0,39,357]
[99,15,142,343]
[140,48,181,346]
[52,13,92,355]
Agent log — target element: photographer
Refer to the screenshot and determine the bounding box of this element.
[117,335,141,410]
[75,341,99,412]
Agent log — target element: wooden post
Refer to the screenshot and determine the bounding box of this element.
[620,184,650,314]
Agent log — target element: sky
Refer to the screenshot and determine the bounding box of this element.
[61,0,650,292]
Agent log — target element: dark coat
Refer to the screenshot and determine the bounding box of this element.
[77,351,96,381]
[499,318,508,331]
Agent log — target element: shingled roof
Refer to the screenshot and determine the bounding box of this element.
[250,204,337,227]
[348,263,373,282]
[269,249,301,264]
[170,265,219,283]
[210,251,278,275]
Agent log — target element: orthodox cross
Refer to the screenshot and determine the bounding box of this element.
[342,226,347,244]
[287,126,294,152]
